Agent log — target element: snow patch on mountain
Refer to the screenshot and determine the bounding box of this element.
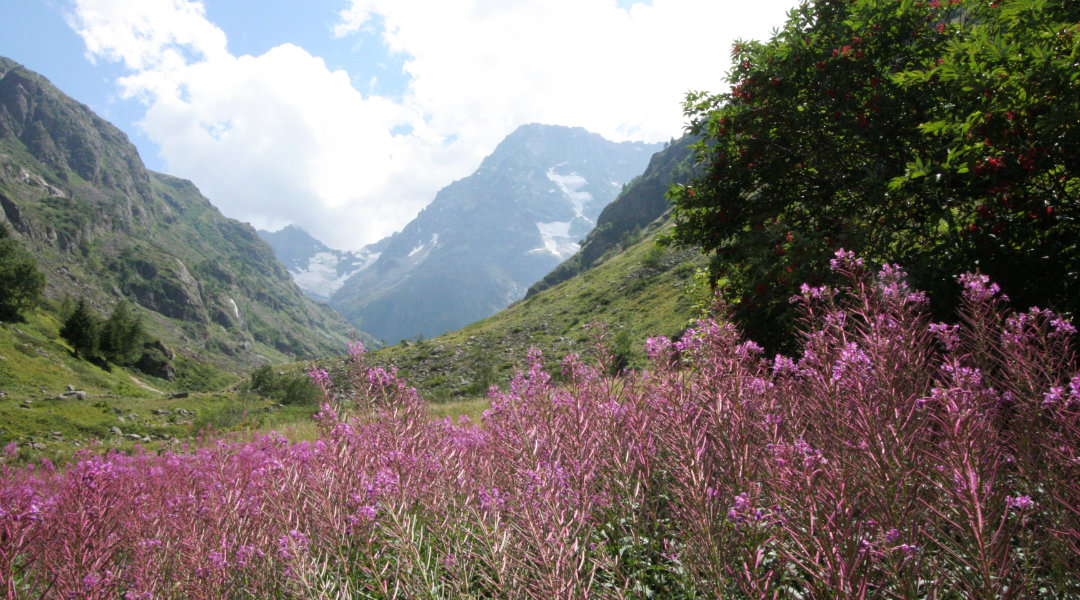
[408,233,440,259]
[531,220,580,260]
[546,166,592,215]
[289,250,379,302]
[531,167,596,259]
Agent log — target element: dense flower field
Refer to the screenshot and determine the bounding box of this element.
[3,253,1078,599]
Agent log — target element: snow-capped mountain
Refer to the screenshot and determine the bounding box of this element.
[329,124,663,344]
[257,225,385,302]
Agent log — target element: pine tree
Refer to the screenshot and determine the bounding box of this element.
[0,223,46,321]
[99,299,143,364]
[60,298,99,359]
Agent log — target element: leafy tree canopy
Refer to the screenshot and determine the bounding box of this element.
[667,0,1079,349]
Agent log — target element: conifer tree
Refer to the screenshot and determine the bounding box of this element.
[0,223,46,321]
[60,298,99,359]
[99,299,143,364]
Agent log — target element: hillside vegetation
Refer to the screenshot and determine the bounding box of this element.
[362,216,707,402]
[0,57,367,377]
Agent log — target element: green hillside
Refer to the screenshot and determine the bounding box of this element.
[0,56,371,377]
[362,214,707,403]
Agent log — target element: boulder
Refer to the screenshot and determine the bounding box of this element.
[136,341,176,381]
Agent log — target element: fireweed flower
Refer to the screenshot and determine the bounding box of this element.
[829,248,864,271]
[958,272,1007,303]
[479,487,508,511]
[796,282,832,301]
[1043,387,1065,407]
[1050,317,1077,338]
[1007,495,1035,511]
[644,336,673,360]
[929,322,961,351]
[277,529,310,559]
[875,263,926,305]
[348,339,366,356]
[736,340,764,359]
[772,354,799,377]
[832,342,872,385]
[894,544,919,556]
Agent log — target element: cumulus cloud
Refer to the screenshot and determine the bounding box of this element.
[333,0,795,144]
[67,0,796,250]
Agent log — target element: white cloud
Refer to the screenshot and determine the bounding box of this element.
[68,0,227,70]
[335,0,795,144]
[67,0,797,250]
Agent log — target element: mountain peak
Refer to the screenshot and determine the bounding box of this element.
[326,125,664,343]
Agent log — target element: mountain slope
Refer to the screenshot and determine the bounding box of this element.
[330,124,662,344]
[0,56,364,380]
[356,136,708,401]
[526,135,698,298]
[363,214,707,401]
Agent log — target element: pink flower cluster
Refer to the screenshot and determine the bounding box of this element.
[2,259,1078,598]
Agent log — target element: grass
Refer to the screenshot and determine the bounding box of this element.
[2,216,703,461]
[364,216,708,401]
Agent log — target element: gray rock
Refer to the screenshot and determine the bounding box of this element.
[109,426,122,436]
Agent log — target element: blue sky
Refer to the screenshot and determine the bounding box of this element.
[0,0,798,250]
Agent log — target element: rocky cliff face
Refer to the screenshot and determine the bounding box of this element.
[328,124,662,344]
[0,56,366,373]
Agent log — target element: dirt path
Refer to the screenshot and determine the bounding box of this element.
[129,375,164,394]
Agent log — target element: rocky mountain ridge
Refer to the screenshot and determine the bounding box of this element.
[327,123,662,344]
[0,56,365,380]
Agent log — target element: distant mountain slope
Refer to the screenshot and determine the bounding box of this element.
[364,213,707,401]
[330,124,662,344]
[526,135,698,298]
[357,136,708,401]
[257,225,384,302]
[0,56,366,379]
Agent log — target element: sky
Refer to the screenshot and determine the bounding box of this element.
[0,0,799,251]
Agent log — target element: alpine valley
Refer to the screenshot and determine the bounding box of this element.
[0,53,703,458]
[263,124,662,344]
